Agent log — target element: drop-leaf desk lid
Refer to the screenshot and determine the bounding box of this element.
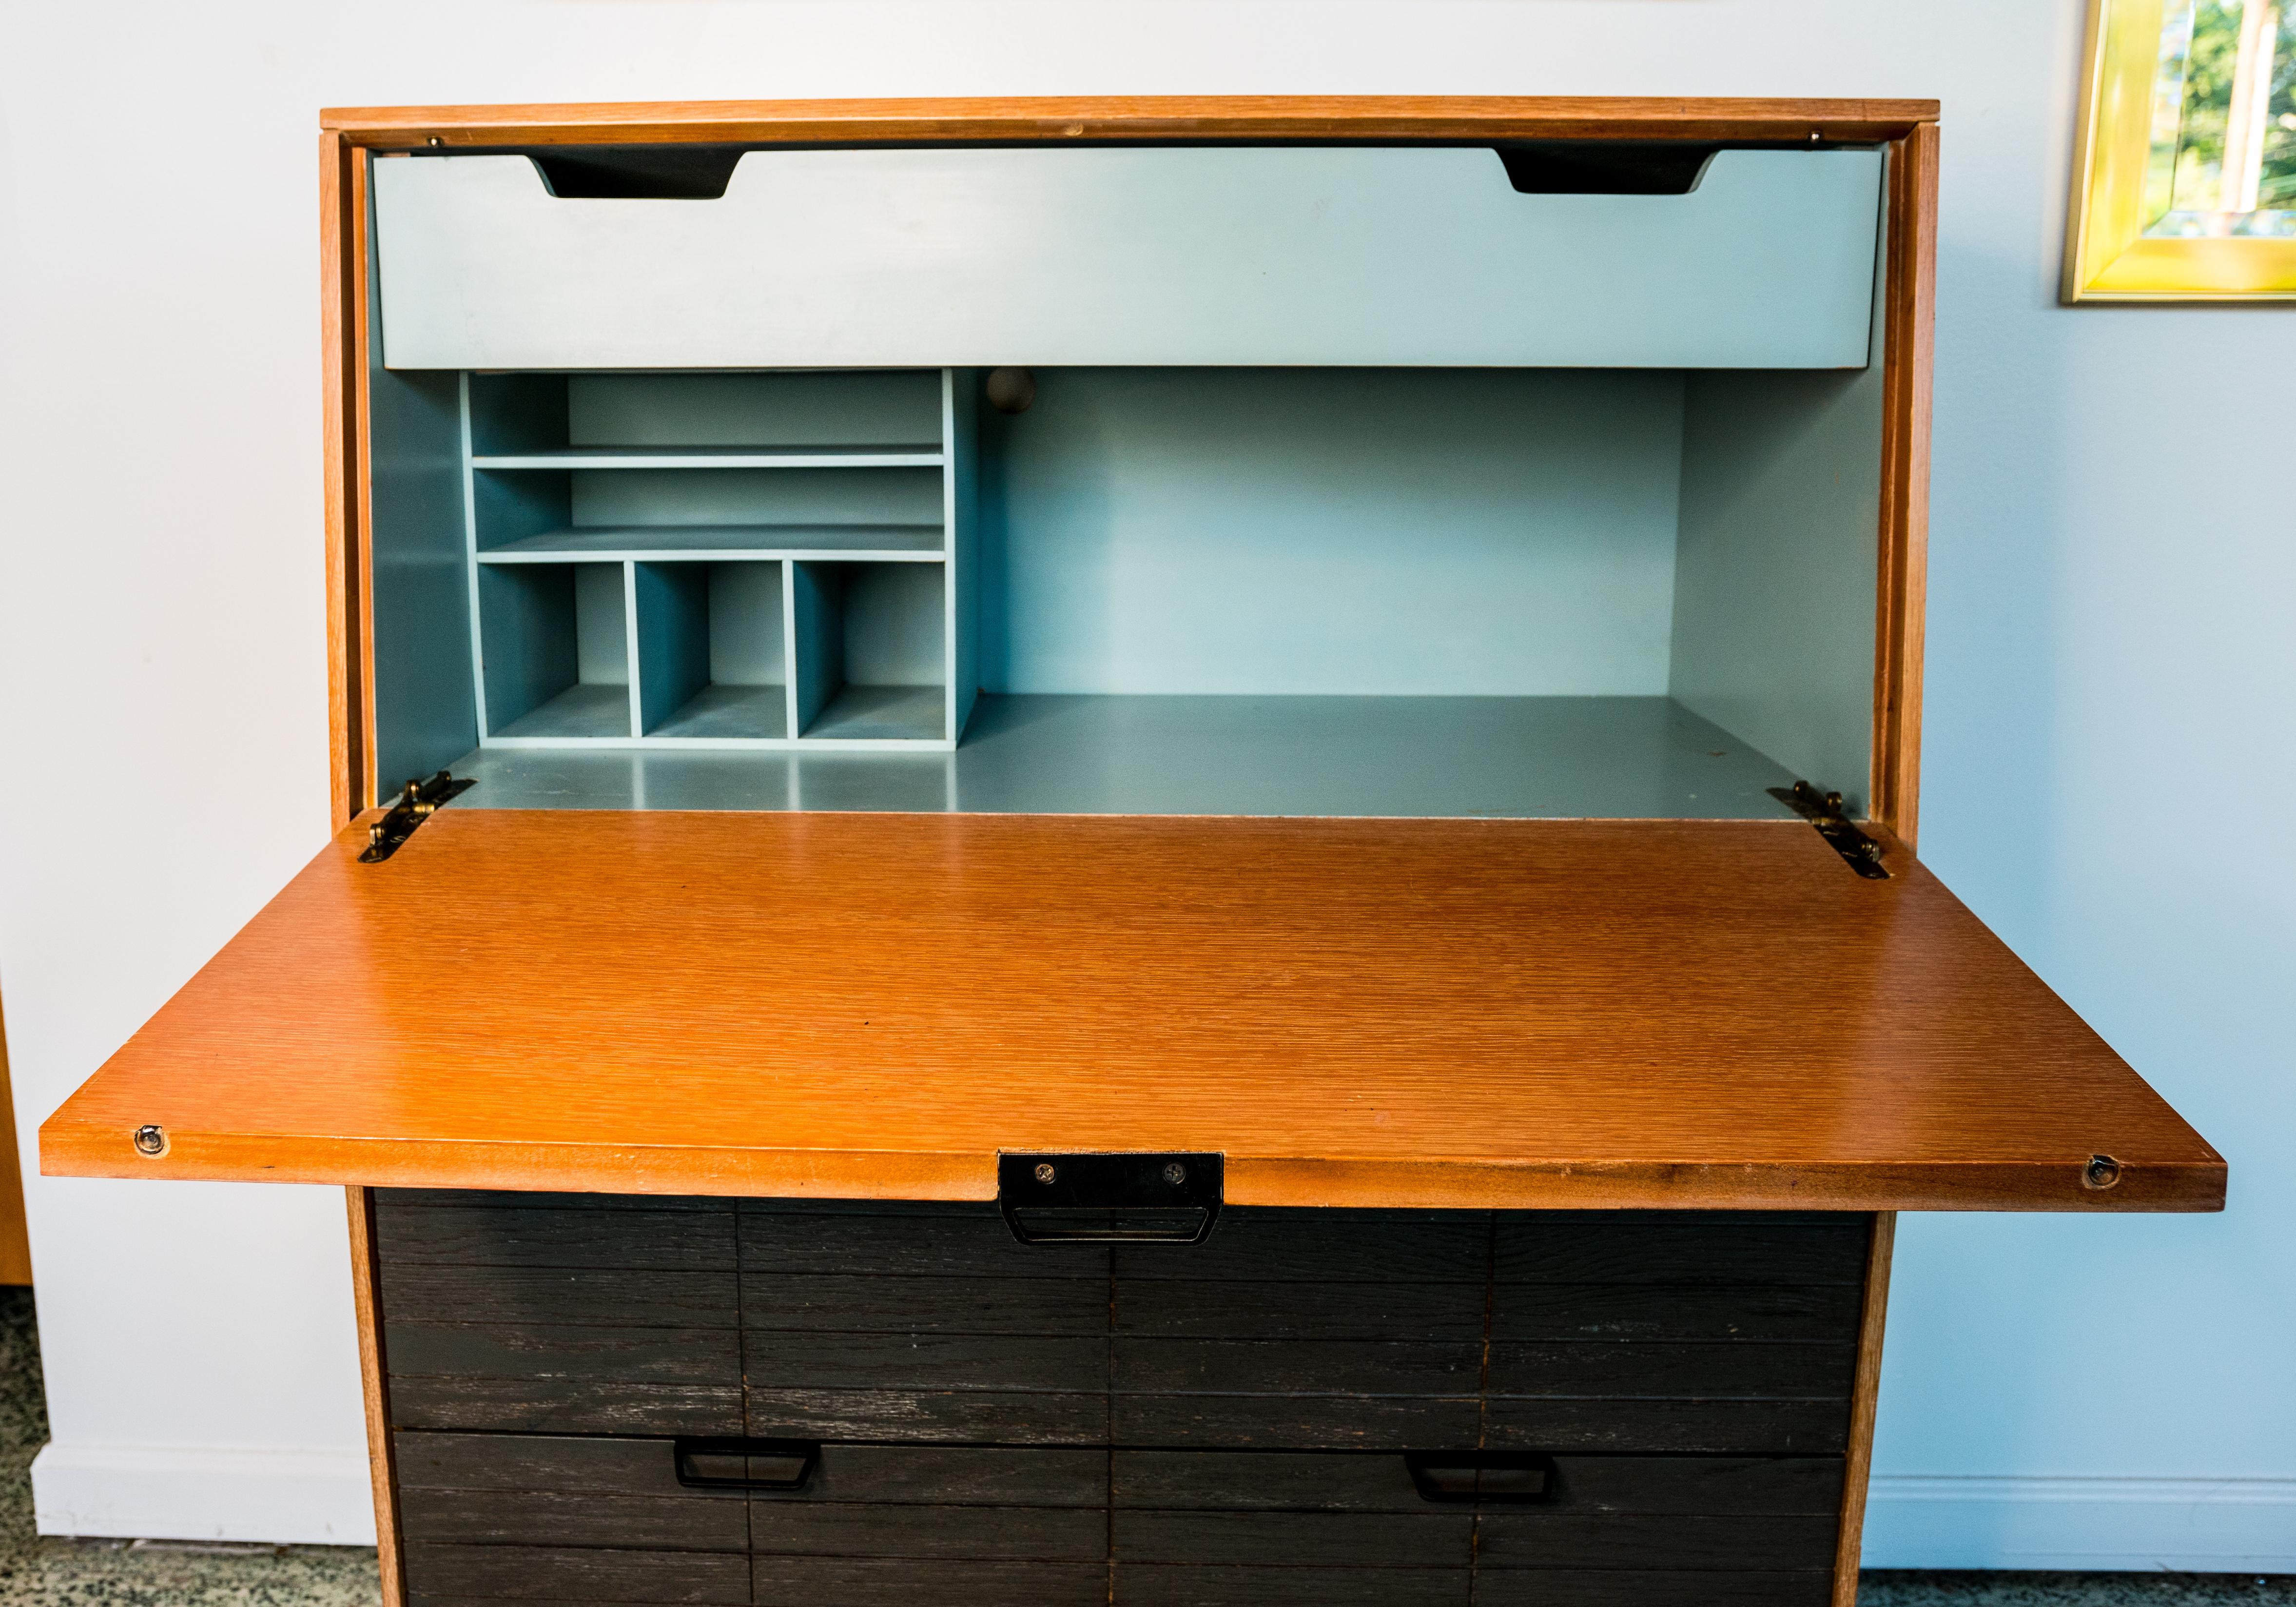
[40,810,2223,1211]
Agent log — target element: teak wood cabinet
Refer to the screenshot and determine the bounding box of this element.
[43,99,2221,1607]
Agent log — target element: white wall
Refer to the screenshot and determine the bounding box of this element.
[0,0,2287,1565]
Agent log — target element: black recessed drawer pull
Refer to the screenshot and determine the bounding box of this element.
[1405,1450,1558,1504]
[673,1436,819,1491]
[997,1152,1223,1244]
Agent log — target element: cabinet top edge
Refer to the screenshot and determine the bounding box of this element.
[321,96,1944,149]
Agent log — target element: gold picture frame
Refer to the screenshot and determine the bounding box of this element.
[2066,0,2296,299]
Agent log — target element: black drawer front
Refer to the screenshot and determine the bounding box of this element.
[1112,1209,1487,1450]
[742,1201,1111,1445]
[1472,1571,1835,1606]
[378,1191,741,1437]
[402,1540,749,1605]
[396,1431,746,1551]
[1111,1449,1841,1606]
[381,1197,1868,1468]
[752,1557,1109,1607]
[1117,1565,1471,1606]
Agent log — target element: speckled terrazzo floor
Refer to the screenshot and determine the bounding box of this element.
[0,1289,378,1605]
[0,1285,2279,1604]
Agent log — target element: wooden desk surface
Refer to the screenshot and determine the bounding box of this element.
[40,811,2221,1211]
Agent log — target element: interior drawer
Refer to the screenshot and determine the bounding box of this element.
[370,145,1882,371]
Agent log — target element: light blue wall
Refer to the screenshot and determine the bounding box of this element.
[1861,2,2296,1570]
[979,367,1684,695]
[3,0,2290,1565]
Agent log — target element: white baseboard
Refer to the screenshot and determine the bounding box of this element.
[31,1441,376,1545]
[1864,1475,2296,1572]
[25,1449,2296,1567]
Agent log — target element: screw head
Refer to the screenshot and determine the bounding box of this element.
[133,1125,167,1157]
[1033,1162,1056,1184]
[2083,1154,2122,1190]
[1163,1162,1187,1186]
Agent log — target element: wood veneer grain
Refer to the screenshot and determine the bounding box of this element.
[320,134,361,828]
[1872,125,1939,845]
[319,96,1940,149]
[1832,1212,1897,1607]
[346,1189,404,1607]
[43,812,2221,1211]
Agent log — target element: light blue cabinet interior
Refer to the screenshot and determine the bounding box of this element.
[369,360,1882,819]
[363,140,1890,820]
[371,145,1883,371]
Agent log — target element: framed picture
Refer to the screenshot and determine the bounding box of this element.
[2066,0,2296,299]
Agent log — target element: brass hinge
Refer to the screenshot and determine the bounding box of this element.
[1769,781,1889,880]
[360,770,474,863]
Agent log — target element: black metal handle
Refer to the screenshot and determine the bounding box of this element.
[674,1437,818,1491]
[997,1152,1223,1245]
[1405,1450,1557,1504]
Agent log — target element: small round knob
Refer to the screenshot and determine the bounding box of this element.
[2083,1154,2121,1190]
[133,1125,168,1157]
[1033,1162,1056,1184]
[986,368,1037,415]
[1163,1162,1187,1186]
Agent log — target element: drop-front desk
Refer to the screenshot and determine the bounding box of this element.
[43,98,2221,1607]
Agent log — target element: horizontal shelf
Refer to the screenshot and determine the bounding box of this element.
[802,684,947,743]
[488,682,632,741]
[453,694,1802,816]
[650,684,789,742]
[476,525,946,562]
[471,446,943,470]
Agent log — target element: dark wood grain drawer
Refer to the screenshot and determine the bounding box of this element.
[396,1431,744,1550]
[1492,1213,1868,1287]
[1471,1570,1834,1606]
[1115,1208,1490,1285]
[742,1202,1110,1444]
[387,1322,743,1436]
[747,1443,1110,1606]
[378,1191,742,1438]
[1117,1565,1472,1606]
[402,1540,749,1604]
[739,1200,1107,1279]
[1108,1207,1489,1450]
[751,1557,1109,1607]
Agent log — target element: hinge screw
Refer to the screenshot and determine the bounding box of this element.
[1034,1162,1056,1184]
[1163,1162,1188,1185]
[133,1125,167,1157]
[2083,1154,2122,1190]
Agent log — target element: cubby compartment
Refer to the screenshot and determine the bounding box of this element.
[633,561,789,741]
[476,562,634,741]
[792,562,950,745]
[440,369,965,755]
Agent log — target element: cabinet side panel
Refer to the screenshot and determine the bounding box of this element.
[1831,1212,1894,1607]
[1669,179,1889,812]
[366,179,476,785]
[1872,126,1937,845]
[323,136,368,821]
[349,1187,405,1607]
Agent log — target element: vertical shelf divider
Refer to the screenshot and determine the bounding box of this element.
[621,559,643,739]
